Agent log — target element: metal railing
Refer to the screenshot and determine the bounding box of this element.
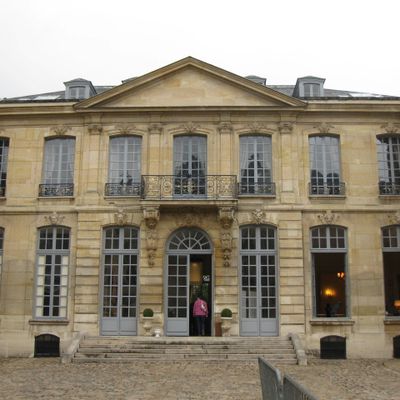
[39,183,74,197]
[0,186,5,197]
[309,182,345,196]
[141,175,237,200]
[105,182,141,197]
[379,181,400,195]
[238,182,276,196]
[258,357,319,400]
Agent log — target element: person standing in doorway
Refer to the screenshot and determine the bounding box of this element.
[193,295,208,336]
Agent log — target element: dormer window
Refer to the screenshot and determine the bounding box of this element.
[293,76,325,98]
[64,78,96,100]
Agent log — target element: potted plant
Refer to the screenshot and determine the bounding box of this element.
[220,308,233,337]
[143,308,154,336]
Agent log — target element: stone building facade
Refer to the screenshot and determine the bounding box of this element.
[0,57,399,357]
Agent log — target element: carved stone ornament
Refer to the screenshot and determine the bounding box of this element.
[387,211,400,225]
[174,208,202,228]
[317,210,340,225]
[51,125,71,136]
[87,124,103,135]
[220,231,233,267]
[45,211,65,225]
[252,209,266,225]
[179,122,200,134]
[217,122,233,134]
[114,208,128,225]
[246,122,269,133]
[148,123,163,135]
[116,123,136,135]
[218,207,236,229]
[313,122,335,134]
[278,122,293,134]
[146,229,158,267]
[143,207,160,229]
[381,123,400,134]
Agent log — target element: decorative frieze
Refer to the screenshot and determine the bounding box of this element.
[220,231,233,268]
[114,208,129,225]
[116,123,136,135]
[146,229,158,267]
[44,211,65,226]
[387,211,400,225]
[317,210,340,225]
[87,124,103,135]
[381,123,400,134]
[278,122,294,134]
[148,123,163,135]
[218,207,236,229]
[143,207,160,229]
[313,122,335,134]
[51,125,71,136]
[179,122,200,134]
[217,122,233,134]
[252,209,266,225]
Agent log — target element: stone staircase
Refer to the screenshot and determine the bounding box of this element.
[73,336,298,364]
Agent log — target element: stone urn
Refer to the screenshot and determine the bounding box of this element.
[143,309,154,336]
[220,308,233,337]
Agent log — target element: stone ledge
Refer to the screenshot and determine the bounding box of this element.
[309,195,346,200]
[29,319,69,326]
[310,319,355,326]
[383,318,400,325]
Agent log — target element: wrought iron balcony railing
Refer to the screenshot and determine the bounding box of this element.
[39,183,74,197]
[238,182,276,196]
[379,181,400,195]
[141,175,237,200]
[0,186,5,197]
[309,182,346,196]
[105,182,141,197]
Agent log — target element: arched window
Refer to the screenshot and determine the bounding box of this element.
[35,226,70,318]
[40,137,75,196]
[239,135,274,195]
[309,135,344,196]
[377,136,400,195]
[106,136,142,196]
[168,228,211,251]
[381,225,400,316]
[311,225,348,318]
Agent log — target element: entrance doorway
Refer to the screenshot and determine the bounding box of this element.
[165,228,213,336]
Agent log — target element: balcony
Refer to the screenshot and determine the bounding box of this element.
[309,182,346,197]
[238,182,275,196]
[141,175,237,202]
[379,182,400,196]
[39,183,74,197]
[105,182,141,197]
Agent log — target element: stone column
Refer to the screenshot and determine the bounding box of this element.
[84,124,102,203]
[218,122,233,175]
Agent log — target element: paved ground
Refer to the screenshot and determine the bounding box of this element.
[0,358,399,400]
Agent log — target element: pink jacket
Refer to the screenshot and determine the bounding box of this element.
[193,298,208,317]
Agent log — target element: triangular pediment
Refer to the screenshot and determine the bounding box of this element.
[76,57,305,109]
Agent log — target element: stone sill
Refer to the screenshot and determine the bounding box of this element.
[379,195,400,200]
[37,197,75,200]
[310,319,355,326]
[29,319,69,326]
[104,196,140,200]
[238,195,276,199]
[309,195,346,200]
[384,318,400,325]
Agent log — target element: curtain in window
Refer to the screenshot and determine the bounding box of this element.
[43,138,75,184]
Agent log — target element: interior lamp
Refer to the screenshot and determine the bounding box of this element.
[394,300,400,310]
[324,288,336,297]
[337,271,345,279]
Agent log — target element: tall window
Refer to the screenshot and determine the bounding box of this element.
[309,135,343,195]
[0,228,4,282]
[240,136,274,195]
[173,135,206,197]
[35,227,70,318]
[382,226,400,316]
[106,136,142,196]
[0,138,9,197]
[377,136,400,195]
[311,225,347,317]
[40,137,75,196]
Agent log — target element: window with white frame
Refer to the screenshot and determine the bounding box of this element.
[40,137,75,196]
[377,136,400,195]
[382,225,400,316]
[69,86,86,99]
[311,225,348,318]
[309,135,343,195]
[240,136,273,195]
[34,227,70,318]
[0,138,9,197]
[106,136,141,196]
[303,83,321,97]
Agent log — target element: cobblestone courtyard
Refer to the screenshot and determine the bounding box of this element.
[0,358,399,400]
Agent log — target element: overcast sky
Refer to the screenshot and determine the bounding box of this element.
[1,0,400,99]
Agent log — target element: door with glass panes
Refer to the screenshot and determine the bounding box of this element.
[240,226,278,336]
[173,136,206,197]
[101,227,139,335]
